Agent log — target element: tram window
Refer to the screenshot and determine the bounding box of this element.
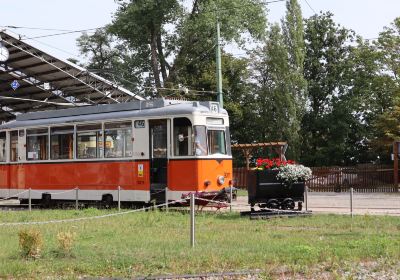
[207,129,226,155]
[104,121,132,158]
[193,126,207,156]
[50,126,74,160]
[10,131,18,162]
[174,118,192,156]
[76,124,103,159]
[26,128,48,161]
[0,132,5,162]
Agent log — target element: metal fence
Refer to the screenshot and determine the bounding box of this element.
[233,165,399,193]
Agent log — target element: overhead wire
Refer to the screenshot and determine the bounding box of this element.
[303,0,317,14]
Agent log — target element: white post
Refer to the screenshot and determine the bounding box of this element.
[190,193,195,248]
[28,188,32,212]
[350,187,354,218]
[229,187,233,213]
[305,185,308,212]
[75,187,79,211]
[118,186,121,212]
[165,187,169,212]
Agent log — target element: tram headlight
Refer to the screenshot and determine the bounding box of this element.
[217,175,225,185]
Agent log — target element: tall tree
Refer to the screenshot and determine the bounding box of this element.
[250,24,299,159]
[109,0,181,91]
[281,0,307,158]
[301,12,355,165]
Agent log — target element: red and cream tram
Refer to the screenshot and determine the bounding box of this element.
[0,99,232,205]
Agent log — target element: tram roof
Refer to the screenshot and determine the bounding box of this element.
[0,30,144,122]
[0,98,227,129]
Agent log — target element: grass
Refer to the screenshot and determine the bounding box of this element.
[236,188,248,196]
[0,209,399,278]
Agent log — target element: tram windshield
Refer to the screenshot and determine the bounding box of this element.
[207,129,226,155]
[193,126,207,156]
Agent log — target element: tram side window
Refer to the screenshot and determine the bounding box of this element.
[174,118,192,156]
[26,128,48,161]
[207,129,226,155]
[0,132,5,162]
[104,122,132,158]
[51,126,74,160]
[77,124,103,159]
[10,131,18,162]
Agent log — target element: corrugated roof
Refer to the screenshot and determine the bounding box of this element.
[0,29,143,122]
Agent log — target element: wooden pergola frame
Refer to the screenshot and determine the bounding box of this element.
[231,142,288,170]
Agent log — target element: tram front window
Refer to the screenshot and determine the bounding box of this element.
[0,132,5,162]
[51,126,74,160]
[104,122,132,158]
[77,124,103,159]
[193,126,207,156]
[207,129,226,155]
[27,128,48,160]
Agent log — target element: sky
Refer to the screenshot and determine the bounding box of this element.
[1,0,399,61]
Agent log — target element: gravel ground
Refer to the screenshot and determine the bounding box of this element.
[232,192,400,216]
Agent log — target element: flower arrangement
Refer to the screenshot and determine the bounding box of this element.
[256,158,295,170]
[256,157,312,186]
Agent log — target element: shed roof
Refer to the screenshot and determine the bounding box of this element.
[0,30,143,122]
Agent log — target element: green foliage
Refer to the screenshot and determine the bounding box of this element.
[18,228,43,259]
[73,1,400,166]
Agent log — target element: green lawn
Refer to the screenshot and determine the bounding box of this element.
[0,209,399,278]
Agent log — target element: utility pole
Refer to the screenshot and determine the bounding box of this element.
[216,21,223,108]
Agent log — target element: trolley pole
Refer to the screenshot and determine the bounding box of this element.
[75,187,79,211]
[118,186,121,212]
[216,20,223,108]
[28,188,32,212]
[350,187,354,218]
[190,193,195,248]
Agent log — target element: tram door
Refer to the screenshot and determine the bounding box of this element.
[149,120,168,201]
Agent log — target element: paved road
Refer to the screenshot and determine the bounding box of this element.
[1,192,400,216]
[232,192,400,216]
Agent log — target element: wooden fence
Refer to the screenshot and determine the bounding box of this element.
[233,165,399,193]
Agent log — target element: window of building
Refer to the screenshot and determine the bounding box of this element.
[104,121,132,158]
[207,129,226,155]
[76,124,103,159]
[10,131,18,162]
[193,126,207,156]
[50,126,74,160]
[174,118,192,156]
[26,128,48,161]
[0,132,6,162]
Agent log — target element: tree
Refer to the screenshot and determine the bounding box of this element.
[249,24,299,159]
[301,12,355,165]
[281,0,307,158]
[109,0,181,91]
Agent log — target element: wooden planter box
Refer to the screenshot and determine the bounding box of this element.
[248,169,304,206]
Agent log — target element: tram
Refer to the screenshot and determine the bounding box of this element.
[0,98,232,206]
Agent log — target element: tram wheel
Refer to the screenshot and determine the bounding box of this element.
[41,194,52,208]
[102,194,114,209]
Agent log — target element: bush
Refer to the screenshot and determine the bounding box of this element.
[56,231,76,255]
[18,228,43,259]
